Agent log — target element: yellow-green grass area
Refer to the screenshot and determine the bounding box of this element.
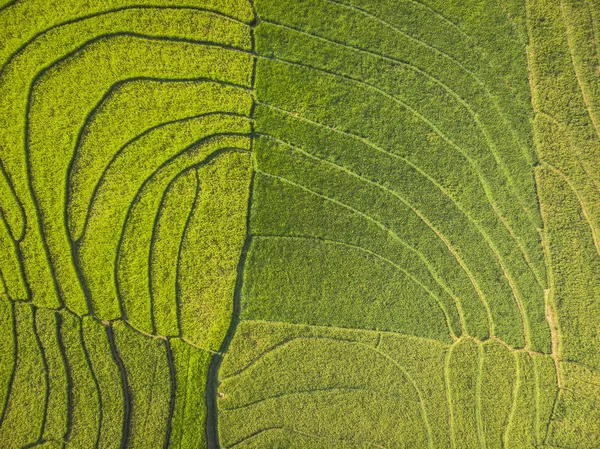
[0,1,255,447]
[0,299,224,448]
[217,320,558,448]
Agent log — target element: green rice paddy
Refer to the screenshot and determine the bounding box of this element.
[1,0,600,447]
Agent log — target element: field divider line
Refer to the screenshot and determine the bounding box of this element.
[104,322,130,449]
[324,0,536,170]
[227,426,386,449]
[163,338,176,449]
[174,169,202,339]
[0,159,26,242]
[147,167,192,336]
[76,315,103,449]
[205,31,257,441]
[255,167,484,337]
[586,0,600,65]
[290,427,388,449]
[252,231,458,341]
[257,138,497,340]
[8,26,254,315]
[261,18,543,284]
[444,341,457,449]
[0,211,32,301]
[54,312,74,445]
[475,342,487,449]
[0,270,5,296]
[536,168,564,390]
[502,351,521,447]
[226,426,286,448]
[534,355,542,445]
[0,300,16,431]
[223,330,433,448]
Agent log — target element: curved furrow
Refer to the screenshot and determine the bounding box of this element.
[173,171,202,339]
[30,306,51,447]
[68,76,251,241]
[26,34,252,314]
[34,309,68,445]
[0,212,28,301]
[150,168,198,337]
[257,19,546,291]
[0,7,253,309]
[253,234,461,340]
[0,299,15,433]
[222,386,417,412]
[58,311,102,448]
[77,117,250,321]
[110,320,171,448]
[260,133,531,346]
[0,1,253,68]
[0,160,26,242]
[112,140,250,329]
[253,168,489,340]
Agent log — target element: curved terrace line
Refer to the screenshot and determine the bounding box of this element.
[252,233,460,339]
[255,168,495,338]
[259,19,545,289]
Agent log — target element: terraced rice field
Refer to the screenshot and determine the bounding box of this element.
[1,0,600,447]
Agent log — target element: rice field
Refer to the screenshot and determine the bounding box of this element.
[1,0,600,447]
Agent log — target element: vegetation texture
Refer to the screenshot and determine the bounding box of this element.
[1,0,600,447]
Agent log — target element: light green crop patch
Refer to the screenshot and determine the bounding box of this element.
[0,303,46,449]
[179,150,252,350]
[35,308,68,443]
[113,321,171,448]
[169,338,212,449]
[81,316,124,449]
[0,2,254,446]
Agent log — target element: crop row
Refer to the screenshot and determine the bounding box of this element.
[218,320,558,448]
[0,299,215,448]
